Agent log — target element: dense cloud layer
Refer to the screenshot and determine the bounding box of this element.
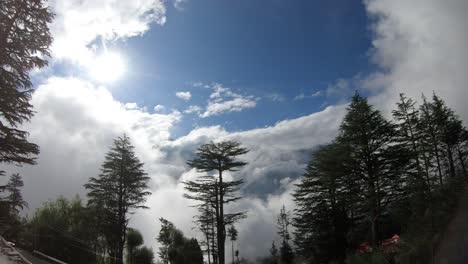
[4,0,468,261]
[364,0,468,121]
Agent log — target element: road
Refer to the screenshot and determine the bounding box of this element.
[15,249,53,264]
[434,187,468,263]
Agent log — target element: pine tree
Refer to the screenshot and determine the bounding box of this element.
[184,141,249,264]
[5,173,26,214]
[337,92,408,246]
[277,205,294,264]
[0,0,54,166]
[293,142,354,263]
[420,95,445,186]
[269,241,278,264]
[84,135,150,264]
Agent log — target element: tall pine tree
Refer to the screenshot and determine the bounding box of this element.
[0,0,54,166]
[337,92,408,246]
[84,135,150,264]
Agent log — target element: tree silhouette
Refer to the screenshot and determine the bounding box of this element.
[0,0,54,167]
[84,135,150,264]
[127,228,144,264]
[227,225,238,264]
[184,141,249,264]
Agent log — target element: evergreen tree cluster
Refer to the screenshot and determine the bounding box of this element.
[293,92,468,263]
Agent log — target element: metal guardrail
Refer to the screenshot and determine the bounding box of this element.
[33,250,69,264]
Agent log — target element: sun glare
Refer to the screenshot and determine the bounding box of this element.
[89,52,125,83]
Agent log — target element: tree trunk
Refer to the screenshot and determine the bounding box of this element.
[206,233,211,264]
[218,169,225,264]
[433,141,444,186]
[231,240,235,264]
[457,147,467,180]
[447,146,456,178]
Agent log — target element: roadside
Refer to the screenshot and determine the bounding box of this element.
[16,249,54,264]
[434,186,468,264]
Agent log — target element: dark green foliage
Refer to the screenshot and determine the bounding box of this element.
[0,0,54,166]
[133,246,154,264]
[338,92,409,246]
[293,142,354,262]
[293,91,468,263]
[157,218,204,264]
[0,173,26,241]
[279,240,294,264]
[25,196,99,264]
[84,135,151,264]
[269,241,278,264]
[184,141,249,264]
[127,228,144,264]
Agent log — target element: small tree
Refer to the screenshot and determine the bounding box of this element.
[157,218,203,264]
[5,173,26,214]
[269,241,278,264]
[127,228,144,264]
[134,246,154,264]
[227,225,238,264]
[277,205,293,264]
[84,135,151,264]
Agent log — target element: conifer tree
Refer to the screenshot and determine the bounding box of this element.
[270,241,278,264]
[184,141,249,264]
[5,173,26,214]
[337,92,408,246]
[84,135,150,264]
[0,0,54,166]
[420,95,445,186]
[277,205,294,264]
[293,142,354,262]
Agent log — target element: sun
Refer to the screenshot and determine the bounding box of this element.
[88,52,125,83]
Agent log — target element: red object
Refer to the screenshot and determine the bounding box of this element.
[356,234,400,255]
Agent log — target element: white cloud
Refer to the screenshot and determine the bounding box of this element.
[49,0,167,66]
[266,93,285,102]
[125,102,138,110]
[363,0,468,121]
[184,105,202,114]
[154,104,165,112]
[294,90,322,100]
[199,83,258,117]
[175,91,192,101]
[201,97,256,118]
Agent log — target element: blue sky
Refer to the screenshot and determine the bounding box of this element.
[53,0,373,137]
[127,0,371,135]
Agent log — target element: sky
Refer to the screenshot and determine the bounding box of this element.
[5,0,468,261]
